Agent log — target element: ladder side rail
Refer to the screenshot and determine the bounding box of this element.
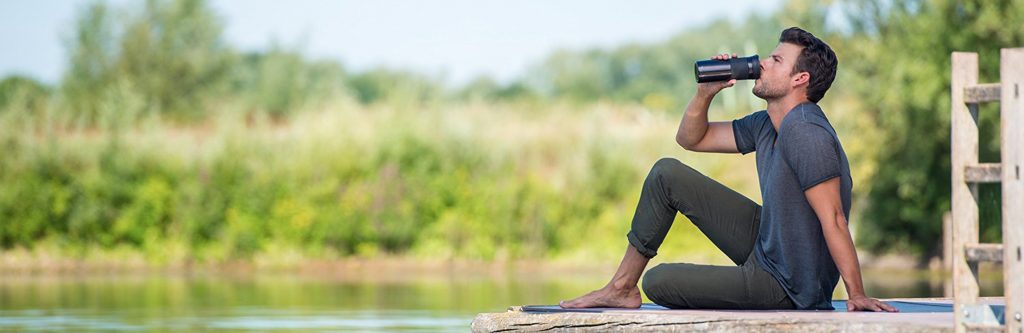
[1000,47,1024,333]
[952,52,982,333]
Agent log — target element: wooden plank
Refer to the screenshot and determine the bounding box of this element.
[473,311,953,333]
[944,211,953,271]
[944,212,953,297]
[963,324,1005,333]
[964,164,1002,183]
[964,243,1003,263]
[1000,47,1024,333]
[473,312,952,333]
[951,52,981,333]
[964,84,1001,103]
[470,297,1007,333]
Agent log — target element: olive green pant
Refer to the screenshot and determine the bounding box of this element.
[627,158,795,310]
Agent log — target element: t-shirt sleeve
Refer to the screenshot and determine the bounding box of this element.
[732,111,764,155]
[781,122,841,191]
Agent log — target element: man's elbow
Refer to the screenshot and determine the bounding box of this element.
[821,211,850,233]
[676,134,696,150]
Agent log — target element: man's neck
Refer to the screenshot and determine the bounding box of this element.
[765,94,811,132]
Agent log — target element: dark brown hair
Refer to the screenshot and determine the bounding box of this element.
[778,27,837,103]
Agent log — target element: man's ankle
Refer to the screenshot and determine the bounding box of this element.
[608,279,636,292]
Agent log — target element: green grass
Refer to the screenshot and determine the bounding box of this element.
[0,98,765,266]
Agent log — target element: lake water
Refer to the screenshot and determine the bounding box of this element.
[0,266,1004,332]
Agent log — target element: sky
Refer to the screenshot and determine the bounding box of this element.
[0,0,783,86]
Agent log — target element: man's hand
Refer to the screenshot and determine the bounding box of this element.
[847,295,899,312]
[696,53,739,97]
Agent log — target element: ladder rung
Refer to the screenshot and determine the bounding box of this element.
[965,243,1003,263]
[964,163,1002,183]
[964,324,1004,333]
[964,83,1001,103]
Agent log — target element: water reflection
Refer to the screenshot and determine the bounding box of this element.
[0,267,1004,332]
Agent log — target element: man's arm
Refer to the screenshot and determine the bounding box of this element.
[676,53,740,153]
[805,178,898,312]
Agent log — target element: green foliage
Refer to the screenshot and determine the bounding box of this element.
[1,103,713,262]
[117,0,234,119]
[347,69,444,106]
[526,16,783,111]
[456,76,539,103]
[229,46,349,118]
[0,76,50,112]
[5,0,1022,263]
[61,0,234,121]
[55,0,455,122]
[840,0,1024,255]
[60,1,115,122]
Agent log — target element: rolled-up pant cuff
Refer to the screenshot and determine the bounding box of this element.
[627,230,658,258]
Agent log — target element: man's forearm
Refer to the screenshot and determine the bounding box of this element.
[676,92,714,148]
[821,211,867,297]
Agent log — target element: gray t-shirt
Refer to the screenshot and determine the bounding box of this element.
[732,102,852,310]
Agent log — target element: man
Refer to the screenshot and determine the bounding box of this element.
[560,27,897,312]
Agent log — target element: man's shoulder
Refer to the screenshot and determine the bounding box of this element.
[781,103,835,135]
[735,109,771,128]
[748,109,770,120]
[779,107,841,153]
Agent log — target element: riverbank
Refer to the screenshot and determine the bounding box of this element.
[0,245,721,277]
[0,246,999,280]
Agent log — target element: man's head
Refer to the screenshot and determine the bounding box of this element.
[752,27,837,103]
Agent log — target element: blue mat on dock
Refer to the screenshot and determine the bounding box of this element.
[524,301,1005,318]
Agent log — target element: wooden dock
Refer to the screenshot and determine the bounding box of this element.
[471,297,1007,332]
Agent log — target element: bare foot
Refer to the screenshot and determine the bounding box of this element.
[559,285,642,309]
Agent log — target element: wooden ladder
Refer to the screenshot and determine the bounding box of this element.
[951,48,1023,333]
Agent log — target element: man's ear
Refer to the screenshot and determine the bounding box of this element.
[791,71,810,88]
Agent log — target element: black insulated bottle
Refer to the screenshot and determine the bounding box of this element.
[694,55,761,83]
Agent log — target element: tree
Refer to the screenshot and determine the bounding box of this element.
[61,1,116,121]
[0,76,50,112]
[61,0,234,121]
[526,15,783,111]
[841,0,1024,256]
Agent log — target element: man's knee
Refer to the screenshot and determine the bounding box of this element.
[643,264,697,309]
[649,157,697,184]
[641,264,672,303]
[651,157,681,178]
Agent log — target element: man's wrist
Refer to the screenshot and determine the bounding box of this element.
[695,89,717,100]
[844,282,867,299]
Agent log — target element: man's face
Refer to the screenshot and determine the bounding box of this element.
[753,43,804,100]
